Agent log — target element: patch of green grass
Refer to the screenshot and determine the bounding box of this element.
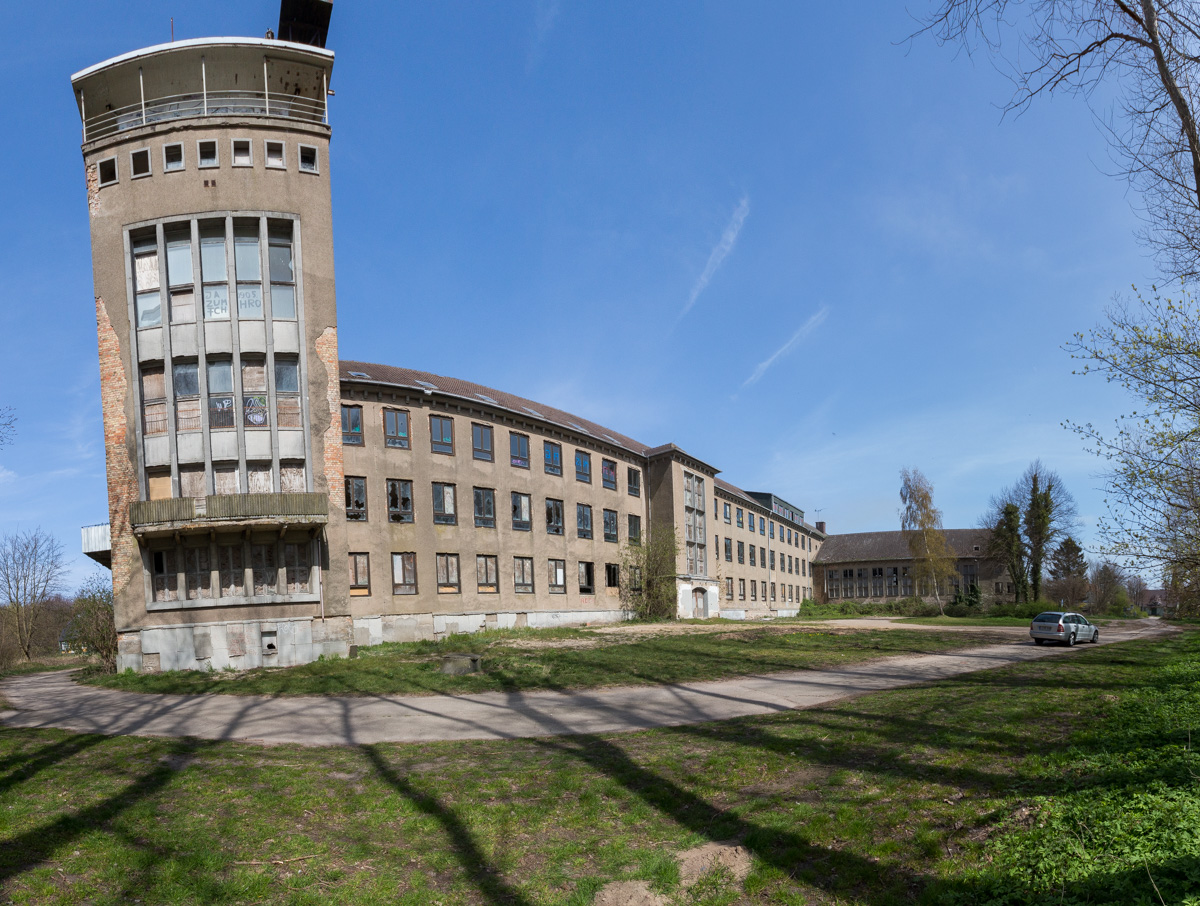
[6,632,1197,904]
[895,616,1034,627]
[81,626,1002,697]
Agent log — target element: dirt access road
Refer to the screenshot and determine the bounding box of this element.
[0,618,1174,747]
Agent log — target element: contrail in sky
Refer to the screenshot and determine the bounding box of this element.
[677,195,750,324]
[742,306,829,388]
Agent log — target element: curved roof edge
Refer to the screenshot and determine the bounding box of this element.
[71,37,334,84]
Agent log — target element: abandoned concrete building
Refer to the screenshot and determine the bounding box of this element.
[74,3,826,673]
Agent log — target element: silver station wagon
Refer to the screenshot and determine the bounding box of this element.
[1030,611,1099,646]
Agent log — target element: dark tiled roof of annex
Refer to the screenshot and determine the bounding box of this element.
[815,529,992,564]
[340,361,653,457]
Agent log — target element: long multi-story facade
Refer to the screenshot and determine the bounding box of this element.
[75,6,824,672]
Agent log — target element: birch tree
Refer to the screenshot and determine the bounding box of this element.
[900,467,960,615]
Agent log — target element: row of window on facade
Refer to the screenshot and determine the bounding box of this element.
[150,539,312,603]
[719,537,809,576]
[142,358,301,436]
[341,404,641,493]
[723,577,810,605]
[349,551,634,597]
[718,498,811,549]
[344,476,640,542]
[131,218,297,329]
[825,564,979,599]
[100,139,320,188]
[147,461,307,500]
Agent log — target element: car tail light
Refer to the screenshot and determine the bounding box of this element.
[1056,624,1064,633]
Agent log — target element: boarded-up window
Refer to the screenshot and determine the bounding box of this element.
[147,471,172,501]
[477,554,498,592]
[436,553,460,592]
[251,543,277,595]
[185,547,213,600]
[213,464,239,496]
[284,542,311,594]
[392,552,417,595]
[349,553,370,595]
[247,464,272,494]
[152,549,177,602]
[280,463,305,493]
[179,467,205,499]
[141,368,167,436]
[218,544,244,597]
[275,359,301,427]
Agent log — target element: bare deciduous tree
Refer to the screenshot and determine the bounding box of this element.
[0,529,67,661]
[900,467,960,615]
[0,406,13,449]
[918,1,1200,280]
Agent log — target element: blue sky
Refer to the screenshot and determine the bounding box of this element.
[0,1,1153,587]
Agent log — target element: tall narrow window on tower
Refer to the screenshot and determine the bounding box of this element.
[234,221,263,319]
[268,222,295,319]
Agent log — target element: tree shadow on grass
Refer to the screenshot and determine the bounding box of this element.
[0,736,220,887]
[361,742,536,906]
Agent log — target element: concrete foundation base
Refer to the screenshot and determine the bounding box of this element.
[117,608,629,673]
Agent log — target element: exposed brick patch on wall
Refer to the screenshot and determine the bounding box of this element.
[96,296,140,630]
[315,326,344,510]
[85,162,100,216]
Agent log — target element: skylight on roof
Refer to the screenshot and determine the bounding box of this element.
[476,393,499,405]
[415,380,438,390]
[567,422,589,434]
[602,434,616,443]
[521,406,544,418]
[347,371,370,378]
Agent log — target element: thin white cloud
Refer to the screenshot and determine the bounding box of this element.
[677,195,750,323]
[526,0,561,72]
[742,306,829,387]
[0,465,15,485]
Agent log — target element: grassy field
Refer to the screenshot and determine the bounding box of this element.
[894,616,1035,627]
[81,625,1004,697]
[3,632,1197,904]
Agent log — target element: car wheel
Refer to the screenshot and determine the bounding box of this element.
[1091,630,1099,644]
[1067,632,1076,647]
[1034,638,1045,645]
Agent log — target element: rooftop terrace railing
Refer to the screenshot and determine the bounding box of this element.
[83,89,327,142]
[130,491,328,530]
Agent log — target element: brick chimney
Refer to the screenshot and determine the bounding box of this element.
[815,521,826,534]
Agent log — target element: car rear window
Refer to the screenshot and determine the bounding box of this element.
[1034,613,1062,622]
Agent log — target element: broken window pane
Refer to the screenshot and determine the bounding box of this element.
[152,549,177,602]
[136,291,161,328]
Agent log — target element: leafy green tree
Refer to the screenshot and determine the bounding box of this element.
[619,524,679,621]
[1046,536,1089,606]
[1066,287,1200,616]
[982,461,1077,603]
[990,503,1030,603]
[900,467,959,615]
